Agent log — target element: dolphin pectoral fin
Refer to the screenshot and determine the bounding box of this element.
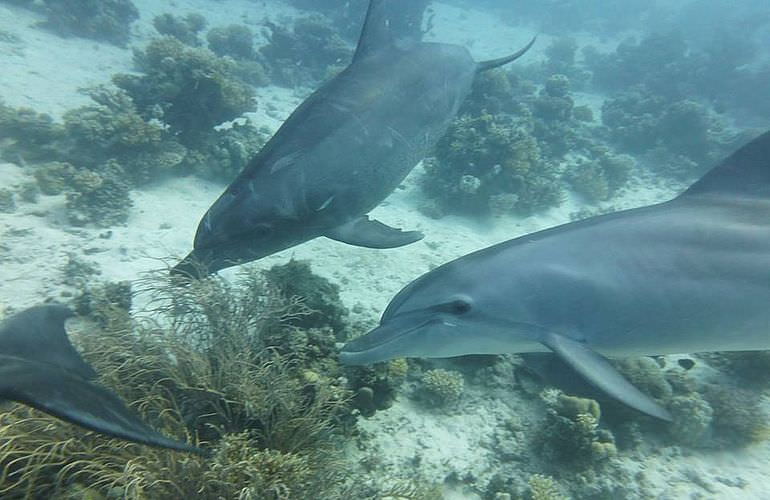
[541,332,672,421]
[325,216,424,249]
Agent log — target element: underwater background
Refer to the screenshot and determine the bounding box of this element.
[0,0,769,498]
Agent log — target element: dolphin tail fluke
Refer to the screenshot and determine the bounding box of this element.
[476,36,537,73]
[325,215,424,249]
[0,305,205,454]
[541,331,672,421]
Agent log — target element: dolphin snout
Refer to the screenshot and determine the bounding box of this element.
[339,315,431,365]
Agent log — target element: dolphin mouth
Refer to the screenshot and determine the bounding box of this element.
[339,315,434,365]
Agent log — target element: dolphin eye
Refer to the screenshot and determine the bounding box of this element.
[436,297,472,315]
[449,299,472,315]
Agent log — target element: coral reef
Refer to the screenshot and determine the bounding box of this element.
[263,259,349,336]
[64,160,133,227]
[528,474,567,500]
[423,113,562,216]
[702,384,770,446]
[419,368,465,408]
[536,389,616,467]
[259,16,352,87]
[183,119,268,181]
[153,12,207,46]
[207,24,255,60]
[0,100,64,163]
[40,0,139,46]
[667,393,713,447]
[114,37,255,146]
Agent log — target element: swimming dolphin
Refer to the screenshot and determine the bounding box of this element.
[172,0,535,277]
[340,130,770,421]
[0,305,203,454]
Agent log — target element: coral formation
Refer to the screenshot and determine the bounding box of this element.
[419,368,465,407]
[263,259,349,335]
[64,161,133,227]
[153,12,207,46]
[259,16,352,87]
[114,37,255,146]
[207,24,255,60]
[537,389,616,467]
[40,0,139,46]
[423,113,562,216]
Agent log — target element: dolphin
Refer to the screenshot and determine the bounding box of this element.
[340,130,770,421]
[172,0,535,277]
[0,304,203,454]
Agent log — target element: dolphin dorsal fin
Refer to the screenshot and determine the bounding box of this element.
[353,0,430,63]
[0,304,97,380]
[680,130,770,199]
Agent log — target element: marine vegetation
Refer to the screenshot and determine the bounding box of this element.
[114,37,255,147]
[0,268,357,499]
[38,0,139,46]
[259,16,352,87]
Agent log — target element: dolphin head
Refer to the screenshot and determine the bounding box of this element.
[339,255,545,365]
[178,180,315,276]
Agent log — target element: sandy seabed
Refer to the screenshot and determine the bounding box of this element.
[1,1,769,498]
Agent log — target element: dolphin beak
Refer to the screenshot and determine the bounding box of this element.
[339,314,434,365]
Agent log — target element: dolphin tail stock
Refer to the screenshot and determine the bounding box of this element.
[540,331,672,421]
[0,305,205,454]
[476,36,537,73]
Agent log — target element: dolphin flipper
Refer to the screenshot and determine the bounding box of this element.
[0,305,204,454]
[541,332,672,421]
[0,358,203,454]
[325,216,424,249]
[0,305,96,379]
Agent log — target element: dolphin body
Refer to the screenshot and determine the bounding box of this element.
[173,0,535,277]
[0,305,203,454]
[340,130,770,421]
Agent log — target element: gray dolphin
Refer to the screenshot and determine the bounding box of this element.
[0,305,203,454]
[172,0,535,277]
[340,130,770,421]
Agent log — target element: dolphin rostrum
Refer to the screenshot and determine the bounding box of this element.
[173,0,535,277]
[340,130,770,421]
[0,305,203,454]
